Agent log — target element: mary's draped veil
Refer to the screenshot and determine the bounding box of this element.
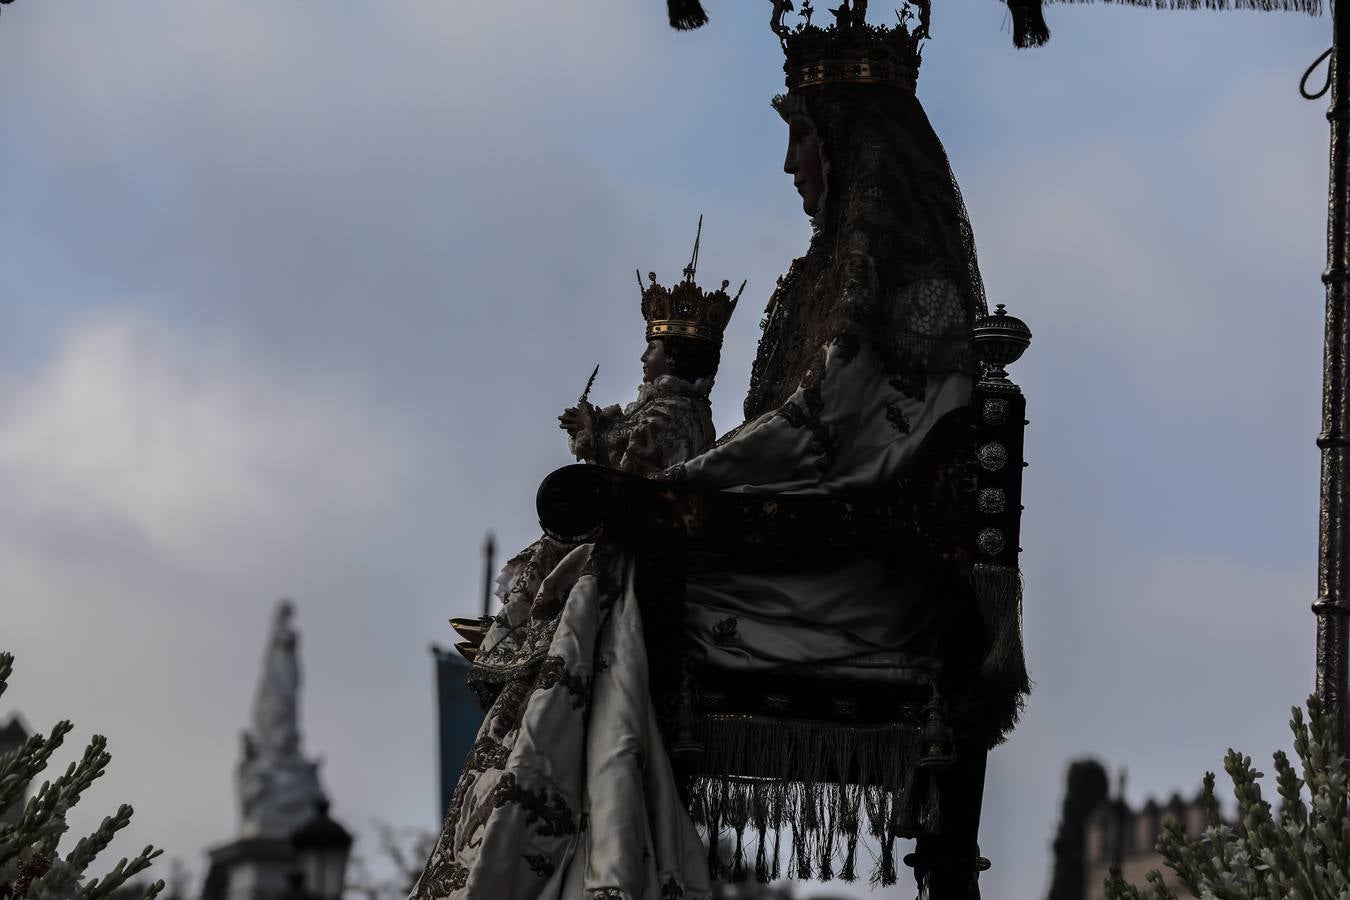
[746,84,988,421]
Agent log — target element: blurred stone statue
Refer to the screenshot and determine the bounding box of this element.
[237,598,324,838]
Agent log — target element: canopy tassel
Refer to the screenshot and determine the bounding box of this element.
[1008,0,1051,47]
[667,0,709,29]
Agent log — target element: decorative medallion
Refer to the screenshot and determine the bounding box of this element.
[982,398,1010,426]
[885,402,912,434]
[712,616,740,646]
[829,696,860,720]
[977,442,1008,472]
[976,528,1006,557]
[700,689,728,711]
[977,488,1006,515]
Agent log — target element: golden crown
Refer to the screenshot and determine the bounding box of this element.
[639,218,745,347]
[771,0,929,93]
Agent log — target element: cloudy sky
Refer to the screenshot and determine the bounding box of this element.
[0,1,1336,897]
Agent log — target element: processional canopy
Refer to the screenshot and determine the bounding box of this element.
[663,0,1320,48]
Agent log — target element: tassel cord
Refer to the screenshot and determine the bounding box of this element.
[1303,46,1333,100]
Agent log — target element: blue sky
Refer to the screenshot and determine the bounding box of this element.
[0,1,1336,897]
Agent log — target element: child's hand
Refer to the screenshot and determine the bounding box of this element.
[559,402,595,436]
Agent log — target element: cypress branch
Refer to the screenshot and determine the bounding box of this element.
[0,652,163,900]
[1105,696,1350,900]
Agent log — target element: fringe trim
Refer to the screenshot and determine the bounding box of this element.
[667,0,709,29]
[1008,0,1052,47]
[1042,0,1320,13]
[1015,0,1321,49]
[686,715,939,886]
[970,562,1032,743]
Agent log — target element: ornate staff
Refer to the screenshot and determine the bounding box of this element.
[578,364,600,406]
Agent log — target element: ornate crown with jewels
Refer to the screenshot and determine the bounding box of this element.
[770,0,929,93]
[639,218,745,347]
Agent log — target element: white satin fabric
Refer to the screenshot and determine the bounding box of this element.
[680,338,970,670]
[413,544,710,900]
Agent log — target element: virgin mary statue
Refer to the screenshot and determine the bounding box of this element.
[413,4,1025,898]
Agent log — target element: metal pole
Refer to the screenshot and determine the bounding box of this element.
[1315,0,1350,744]
[481,531,496,619]
[1111,770,1126,874]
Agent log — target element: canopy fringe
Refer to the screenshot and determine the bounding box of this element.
[1014,0,1321,49]
[687,714,940,885]
[1039,0,1321,15]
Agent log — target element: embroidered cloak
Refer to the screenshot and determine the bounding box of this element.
[413,376,717,900]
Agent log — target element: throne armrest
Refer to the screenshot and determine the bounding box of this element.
[536,388,1025,569]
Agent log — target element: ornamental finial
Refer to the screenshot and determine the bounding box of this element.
[683,215,703,283]
[971,302,1032,390]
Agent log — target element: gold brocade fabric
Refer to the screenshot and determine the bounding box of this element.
[571,375,715,476]
[413,546,712,900]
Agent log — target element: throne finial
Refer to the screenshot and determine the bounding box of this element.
[971,303,1031,392]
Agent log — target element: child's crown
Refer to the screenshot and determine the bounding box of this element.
[639,218,745,347]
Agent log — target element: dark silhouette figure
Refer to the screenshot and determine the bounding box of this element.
[1045,759,1111,900]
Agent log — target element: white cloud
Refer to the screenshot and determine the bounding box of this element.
[0,311,422,887]
[0,313,412,580]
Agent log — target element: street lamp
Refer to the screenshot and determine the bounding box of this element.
[283,870,315,900]
[290,799,353,900]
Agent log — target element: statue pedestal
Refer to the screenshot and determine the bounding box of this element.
[199,837,297,900]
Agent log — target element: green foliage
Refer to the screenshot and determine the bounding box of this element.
[1104,696,1349,900]
[0,652,164,900]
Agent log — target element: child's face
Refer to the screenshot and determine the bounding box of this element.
[641,339,671,383]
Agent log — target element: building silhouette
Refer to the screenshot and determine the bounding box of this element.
[1082,785,1208,900]
[430,647,479,819]
[430,533,495,819]
[1046,762,1211,900]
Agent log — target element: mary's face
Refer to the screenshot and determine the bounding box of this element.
[784,113,825,217]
